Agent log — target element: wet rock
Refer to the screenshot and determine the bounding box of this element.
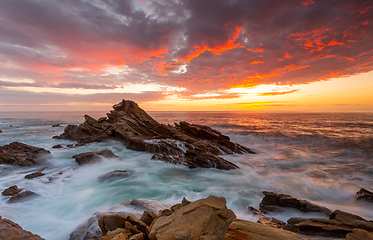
[9,190,38,203]
[98,215,127,235]
[98,170,129,182]
[25,171,45,179]
[259,191,332,216]
[355,188,373,203]
[52,144,63,149]
[57,100,256,170]
[0,216,45,240]
[224,219,302,240]
[257,216,286,228]
[2,185,22,196]
[52,124,60,127]
[148,195,236,240]
[69,199,170,240]
[283,210,373,238]
[72,150,121,165]
[0,142,51,166]
[140,211,157,226]
[0,129,2,133]
[346,228,373,240]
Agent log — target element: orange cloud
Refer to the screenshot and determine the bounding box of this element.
[250,61,264,64]
[301,0,315,6]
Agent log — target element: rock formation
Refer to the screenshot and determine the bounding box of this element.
[98,170,130,182]
[355,188,373,203]
[56,100,255,170]
[284,210,373,237]
[72,149,122,165]
[25,171,45,179]
[259,191,332,216]
[0,216,44,240]
[148,195,236,240]
[224,219,302,240]
[0,142,50,166]
[2,185,22,196]
[8,190,38,203]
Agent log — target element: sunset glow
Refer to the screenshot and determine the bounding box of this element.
[0,0,372,112]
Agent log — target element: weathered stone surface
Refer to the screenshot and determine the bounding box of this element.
[257,216,286,228]
[52,144,63,149]
[70,199,170,240]
[0,216,45,240]
[73,150,122,165]
[98,170,129,182]
[346,228,373,240]
[9,190,38,203]
[140,211,157,226]
[2,185,22,196]
[125,216,149,236]
[98,215,127,235]
[224,219,302,240]
[283,210,373,237]
[0,142,50,166]
[259,191,332,216]
[100,228,131,240]
[57,100,256,170]
[25,171,45,179]
[355,188,373,203]
[148,195,236,240]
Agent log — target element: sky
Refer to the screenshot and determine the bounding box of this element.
[0,0,372,112]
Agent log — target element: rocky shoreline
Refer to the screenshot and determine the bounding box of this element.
[2,192,373,240]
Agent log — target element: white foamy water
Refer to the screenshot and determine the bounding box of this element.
[1,111,373,239]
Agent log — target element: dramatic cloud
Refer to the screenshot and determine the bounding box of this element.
[0,0,372,106]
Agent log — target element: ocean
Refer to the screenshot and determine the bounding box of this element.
[0,111,373,239]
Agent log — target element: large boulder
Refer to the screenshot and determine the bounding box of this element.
[284,210,373,238]
[0,216,44,240]
[355,188,373,203]
[98,170,130,182]
[2,185,22,196]
[56,100,256,170]
[72,149,122,165]
[69,199,170,240]
[0,142,50,166]
[259,191,332,216]
[148,195,236,240]
[8,190,38,203]
[224,219,302,240]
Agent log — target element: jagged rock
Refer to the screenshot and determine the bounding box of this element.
[25,171,45,179]
[355,188,373,203]
[259,191,332,216]
[0,142,51,166]
[56,100,256,170]
[52,144,63,149]
[148,195,236,240]
[70,199,170,240]
[224,219,302,240]
[2,185,22,196]
[100,228,131,240]
[72,150,121,165]
[283,210,373,237]
[140,211,157,226]
[9,190,38,203]
[99,215,127,235]
[0,216,45,240]
[98,170,130,182]
[125,216,149,236]
[346,228,373,240]
[257,216,286,228]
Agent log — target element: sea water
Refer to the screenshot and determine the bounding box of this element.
[0,111,373,240]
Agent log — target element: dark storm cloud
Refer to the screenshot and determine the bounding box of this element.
[0,0,372,105]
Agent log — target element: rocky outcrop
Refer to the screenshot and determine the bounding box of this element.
[346,228,373,240]
[72,150,122,165]
[69,199,171,240]
[2,185,22,196]
[9,190,38,203]
[98,170,130,182]
[25,171,45,179]
[355,188,373,203]
[0,142,51,166]
[284,210,373,237]
[259,191,332,216]
[0,216,45,240]
[224,219,302,240]
[56,100,255,170]
[148,195,236,240]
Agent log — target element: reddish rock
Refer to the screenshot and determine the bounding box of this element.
[0,217,44,240]
[2,185,22,196]
[354,188,373,203]
[56,100,256,170]
[72,149,121,165]
[140,211,157,226]
[0,142,50,166]
[9,190,38,203]
[98,215,127,235]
